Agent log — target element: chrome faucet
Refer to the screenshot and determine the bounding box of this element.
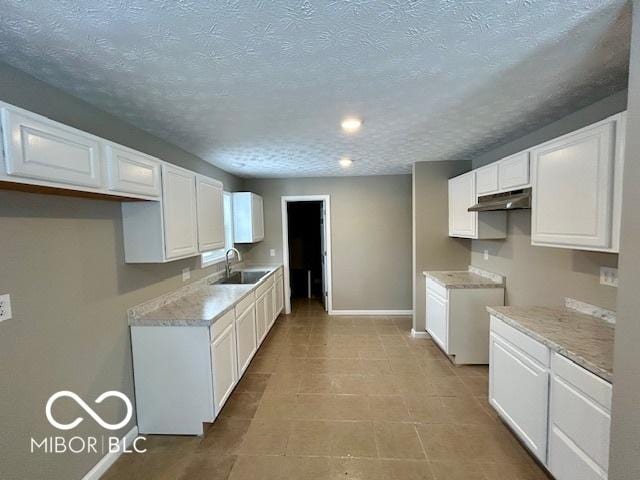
[225,248,241,278]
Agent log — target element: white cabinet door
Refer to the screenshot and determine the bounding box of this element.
[235,306,257,375]
[233,192,264,243]
[162,165,198,260]
[498,152,529,190]
[448,172,476,238]
[265,286,275,331]
[275,275,284,316]
[531,122,615,250]
[489,333,549,463]
[196,176,225,252]
[105,144,161,197]
[426,290,448,352]
[211,322,238,414]
[476,164,498,195]
[252,194,264,241]
[1,108,102,188]
[255,293,268,345]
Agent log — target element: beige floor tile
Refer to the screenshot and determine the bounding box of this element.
[480,461,549,480]
[253,392,297,420]
[287,420,334,456]
[238,419,291,455]
[197,417,252,455]
[228,455,286,480]
[283,456,331,480]
[294,393,336,419]
[405,395,447,424]
[430,376,470,397]
[415,424,473,462]
[219,391,263,419]
[332,374,369,394]
[374,422,426,459]
[379,459,435,480]
[460,375,489,397]
[330,458,381,480]
[331,394,372,420]
[299,373,333,393]
[177,453,236,480]
[441,396,495,425]
[361,359,393,374]
[429,461,487,480]
[368,395,411,421]
[364,374,400,395]
[331,421,377,458]
[235,373,271,393]
[263,373,302,394]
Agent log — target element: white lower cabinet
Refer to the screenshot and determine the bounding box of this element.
[131,268,285,435]
[489,331,549,463]
[548,353,612,480]
[211,319,238,415]
[235,299,257,376]
[425,279,504,364]
[489,317,612,478]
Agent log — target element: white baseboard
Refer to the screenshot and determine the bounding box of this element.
[81,425,138,480]
[329,309,413,316]
[411,328,430,338]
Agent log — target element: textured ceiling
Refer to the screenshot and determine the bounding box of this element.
[0,1,631,177]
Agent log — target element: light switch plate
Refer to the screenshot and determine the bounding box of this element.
[182,268,191,282]
[270,249,276,257]
[0,294,12,321]
[600,267,618,287]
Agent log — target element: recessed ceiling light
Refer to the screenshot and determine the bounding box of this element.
[339,157,353,168]
[341,117,362,133]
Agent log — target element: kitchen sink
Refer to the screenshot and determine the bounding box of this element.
[215,270,269,285]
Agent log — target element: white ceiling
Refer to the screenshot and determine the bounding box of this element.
[0,1,631,177]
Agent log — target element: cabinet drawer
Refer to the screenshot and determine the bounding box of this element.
[235,292,255,318]
[549,373,611,474]
[552,353,611,410]
[426,278,448,300]
[498,151,529,190]
[476,164,498,194]
[255,275,275,298]
[105,144,161,197]
[490,316,549,367]
[2,108,103,188]
[210,309,235,340]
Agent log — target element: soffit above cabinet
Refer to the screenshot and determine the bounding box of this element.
[0,1,630,177]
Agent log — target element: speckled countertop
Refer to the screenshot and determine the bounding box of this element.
[487,304,615,382]
[423,266,504,289]
[130,265,282,327]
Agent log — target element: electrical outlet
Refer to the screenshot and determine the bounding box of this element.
[484,249,489,261]
[270,249,276,257]
[182,267,191,282]
[600,267,618,287]
[0,294,12,322]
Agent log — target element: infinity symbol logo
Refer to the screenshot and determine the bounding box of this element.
[45,391,133,431]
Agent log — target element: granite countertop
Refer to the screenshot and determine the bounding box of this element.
[423,266,504,289]
[129,265,282,327]
[487,304,615,382]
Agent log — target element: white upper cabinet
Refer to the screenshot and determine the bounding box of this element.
[163,165,199,260]
[1,107,102,188]
[531,117,621,252]
[196,176,225,252]
[233,192,264,243]
[448,172,477,238]
[105,144,161,198]
[448,171,506,239]
[476,163,499,195]
[498,151,530,190]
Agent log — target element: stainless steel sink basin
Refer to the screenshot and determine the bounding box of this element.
[216,270,269,285]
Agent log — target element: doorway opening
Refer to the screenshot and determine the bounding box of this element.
[281,195,332,314]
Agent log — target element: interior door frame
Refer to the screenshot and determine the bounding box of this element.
[281,195,333,314]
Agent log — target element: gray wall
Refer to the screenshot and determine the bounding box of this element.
[0,63,241,480]
[470,91,627,310]
[242,176,412,311]
[412,161,472,332]
[610,1,640,478]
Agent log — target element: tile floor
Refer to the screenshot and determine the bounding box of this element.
[104,299,550,480]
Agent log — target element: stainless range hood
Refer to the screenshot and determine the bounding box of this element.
[468,188,531,212]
